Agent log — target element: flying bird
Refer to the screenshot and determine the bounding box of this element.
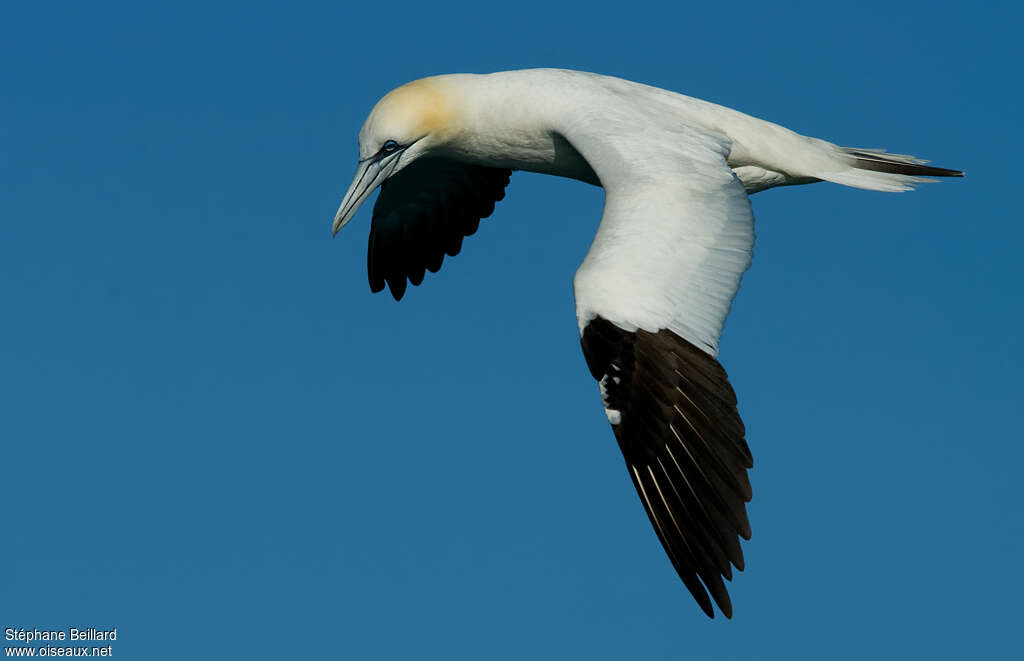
[332,69,962,618]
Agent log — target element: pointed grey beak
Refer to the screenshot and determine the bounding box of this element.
[333,151,408,236]
[333,160,378,236]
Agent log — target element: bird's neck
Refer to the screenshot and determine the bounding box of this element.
[433,72,600,185]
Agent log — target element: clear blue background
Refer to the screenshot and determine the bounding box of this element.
[3,1,1020,658]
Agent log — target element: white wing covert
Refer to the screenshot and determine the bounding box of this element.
[571,121,754,355]
[569,120,756,618]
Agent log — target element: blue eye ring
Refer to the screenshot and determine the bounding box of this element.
[381,140,400,154]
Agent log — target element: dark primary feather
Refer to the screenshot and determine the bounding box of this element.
[581,317,753,619]
[846,150,964,178]
[368,157,512,300]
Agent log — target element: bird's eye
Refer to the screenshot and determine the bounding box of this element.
[381,140,400,154]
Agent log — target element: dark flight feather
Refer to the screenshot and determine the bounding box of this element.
[846,150,964,178]
[368,157,512,300]
[582,316,753,618]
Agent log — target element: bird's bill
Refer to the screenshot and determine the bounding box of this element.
[332,160,389,235]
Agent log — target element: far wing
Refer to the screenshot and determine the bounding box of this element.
[368,157,511,300]
[568,122,756,618]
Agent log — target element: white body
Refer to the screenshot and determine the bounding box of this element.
[337,69,946,354]
[409,69,930,354]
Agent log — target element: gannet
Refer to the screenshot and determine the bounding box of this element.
[331,69,962,618]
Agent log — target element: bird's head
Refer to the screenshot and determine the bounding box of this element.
[332,78,454,235]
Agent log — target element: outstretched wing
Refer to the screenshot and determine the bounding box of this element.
[568,120,756,618]
[368,157,512,300]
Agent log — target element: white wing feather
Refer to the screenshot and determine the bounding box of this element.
[568,120,754,356]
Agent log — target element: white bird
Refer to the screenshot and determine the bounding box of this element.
[332,69,961,618]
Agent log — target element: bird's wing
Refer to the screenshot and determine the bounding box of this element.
[368,156,511,300]
[567,120,755,618]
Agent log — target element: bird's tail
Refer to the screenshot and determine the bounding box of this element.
[815,145,964,192]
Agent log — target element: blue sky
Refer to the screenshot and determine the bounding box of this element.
[2,1,1021,659]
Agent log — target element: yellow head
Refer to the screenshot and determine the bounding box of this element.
[333,77,455,234]
[358,79,453,159]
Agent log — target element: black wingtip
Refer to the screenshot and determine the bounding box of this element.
[848,151,964,178]
[365,160,512,303]
[583,317,754,622]
[386,276,407,301]
[694,589,715,619]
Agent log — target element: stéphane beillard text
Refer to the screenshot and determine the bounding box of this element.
[5,628,117,642]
